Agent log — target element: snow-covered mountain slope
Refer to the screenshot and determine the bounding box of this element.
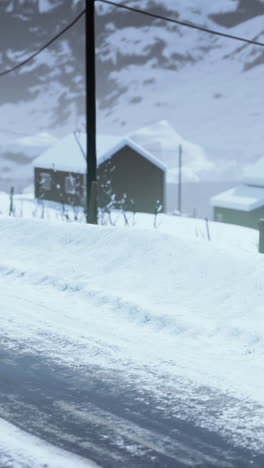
[0,0,264,182]
[96,4,264,171]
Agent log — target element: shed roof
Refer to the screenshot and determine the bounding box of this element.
[33,133,167,173]
[211,184,264,212]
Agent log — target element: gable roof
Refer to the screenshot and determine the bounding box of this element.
[33,133,167,173]
[211,184,264,212]
[99,136,167,171]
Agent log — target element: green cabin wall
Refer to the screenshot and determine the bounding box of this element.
[98,145,165,214]
[214,205,264,229]
[34,145,166,214]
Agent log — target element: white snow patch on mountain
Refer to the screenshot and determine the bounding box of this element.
[17,131,59,147]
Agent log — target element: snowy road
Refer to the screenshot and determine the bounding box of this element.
[0,279,263,467]
[0,338,264,468]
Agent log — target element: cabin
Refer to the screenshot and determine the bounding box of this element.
[211,157,264,229]
[33,133,167,214]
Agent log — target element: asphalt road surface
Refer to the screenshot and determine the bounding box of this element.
[0,338,263,468]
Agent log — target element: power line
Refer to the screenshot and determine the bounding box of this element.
[97,0,264,47]
[0,8,86,77]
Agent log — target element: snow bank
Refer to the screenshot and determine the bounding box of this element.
[1,216,264,450]
[0,216,263,364]
[0,216,262,328]
[0,191,259,254]
[0,417,99,468]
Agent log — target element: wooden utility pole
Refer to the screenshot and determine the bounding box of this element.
[85,0,97,224]
[178,144,182,214]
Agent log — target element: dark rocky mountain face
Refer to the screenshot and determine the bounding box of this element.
[0,0,85,124]
[1,0,263,126]
[211,0,264,27]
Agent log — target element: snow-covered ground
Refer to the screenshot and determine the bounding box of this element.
[1,186,264,462]
[1,194,264,458]
[0,418,99,468]
[0,190,259,253]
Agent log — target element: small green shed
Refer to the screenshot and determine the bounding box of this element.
[211,157,264,229]
[212,185,264,229]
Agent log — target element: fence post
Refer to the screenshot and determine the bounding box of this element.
[205,217,211,241]
[258,219,264,253]
[9,186,15,216]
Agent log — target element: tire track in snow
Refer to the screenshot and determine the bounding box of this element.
[0,260,263,353]
[0,343,263,468]
[0,261,186,335]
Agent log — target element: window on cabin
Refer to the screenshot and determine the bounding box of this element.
[216,212,223,222]
[65,175,77,194]
[39,172,52,191]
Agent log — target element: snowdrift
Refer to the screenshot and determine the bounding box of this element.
[1,216,264,450]
[0,216,264,343]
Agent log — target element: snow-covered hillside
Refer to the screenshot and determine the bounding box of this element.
[0,0,263,185]
[97,4,264,174]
